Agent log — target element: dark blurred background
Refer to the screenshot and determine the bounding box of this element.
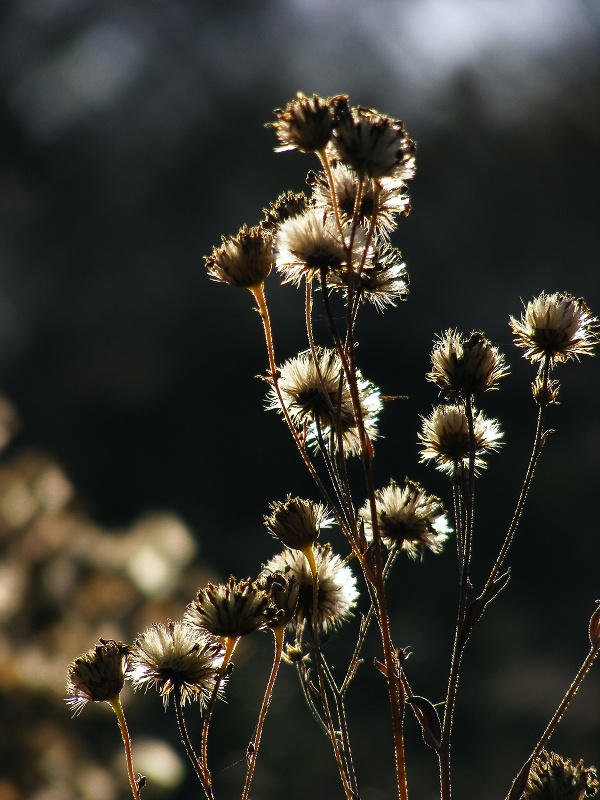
[0,1,599,799]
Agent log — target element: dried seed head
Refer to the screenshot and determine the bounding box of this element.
[359,479,451,558]
[310,163,410,233]
[419,404,503,475]
[327,240,409,311]
[510,292,598,367]
[66,639,129,715]
[330,100,416,180]
[128,621,225,708]
[532,375,561,406]
[263,543,358,633]
[184,577,278,638]
[269,93,338,154]
[256,568,300,628]
[261,191,310,232]
[524,750,599,800]
[264,495,332,551]
[205,224,274,288]
[428,330,509,396]
[267,347,382,457]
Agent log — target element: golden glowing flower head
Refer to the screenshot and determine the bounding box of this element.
[359,478,451,558]
[419,404,503,475]
[264,495,332,551]
[269,93,339,154]
[184,576,279,638]
[510,292,598,367]
[263,543,358,633]
[267,347,382,456]
[428,330,509,397]
[128,621,225,708]
[524,750,599,800]
[205,224,274,289]
[66,639,129,715]
[330,99,416,180]
[327,240,409,311]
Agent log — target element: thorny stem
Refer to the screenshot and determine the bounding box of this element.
[486,353,552,590]
[200,635,238,795]
[173,688,207,793]
[109,696,142,800]
[242,626,285,800]
[505,637,600,800]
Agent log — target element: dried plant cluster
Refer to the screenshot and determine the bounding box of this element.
[67,93,600,800]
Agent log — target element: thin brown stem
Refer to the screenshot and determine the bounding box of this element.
[242,626,285,800]
[173,688,209,795]
[109,696,142,800]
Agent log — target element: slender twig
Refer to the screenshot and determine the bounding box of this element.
[173,688,208,793]
[242,626,285,800]
[109,696,142,800]
[505,637,600,800]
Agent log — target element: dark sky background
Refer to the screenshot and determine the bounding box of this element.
[1,1,599,798]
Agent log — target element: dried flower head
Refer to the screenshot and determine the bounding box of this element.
[419,404,503,474]
[263,543,358,633]
[264,495,332,551]
[261,191,310,232]
[184,576,278,638]
[275,208,371,286]
[205,224,274,289]
[327,240,409,310]
[127,621,225,708]
[532,375,561,406]
[330,99,416,180]
[310,163,410,233]
[66,639,129,715]
[267,347,382,456]
[524,750,599,800]
[510,292,598,366]
[428,330,509,396]
[269,93,338,154]
[359,479,451,558]
[256,568,301,628]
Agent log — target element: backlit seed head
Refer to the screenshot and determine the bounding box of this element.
[256,568,300,629]
[419,404,503,475]
[327,240,409,311]
[359,478,451,558]
[261,191,310,232]
[184,577,278,638]
[269,93,339,154]
[263,543,358,633]
[267,347,382,457]
[510,292,598,367]
[524,750,599,800]
[264,495,332,551]
[532,375,560,406]
[310,163,410,233]
[128,621,225,708]
[205,224,274,288]
[428,330,509,396]
[66,639,129,715]
[330,100,416,180]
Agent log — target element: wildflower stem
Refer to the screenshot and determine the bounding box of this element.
[109,696,142,800]
[485,353,551,590]
[200,635,238,795]
[318,148,345,241]
[173,688,208,793]
[305,545,357,800]
[439,396,477,800]
[505,637,600,800]
[250,284,348,536]
[242,626,285,800]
